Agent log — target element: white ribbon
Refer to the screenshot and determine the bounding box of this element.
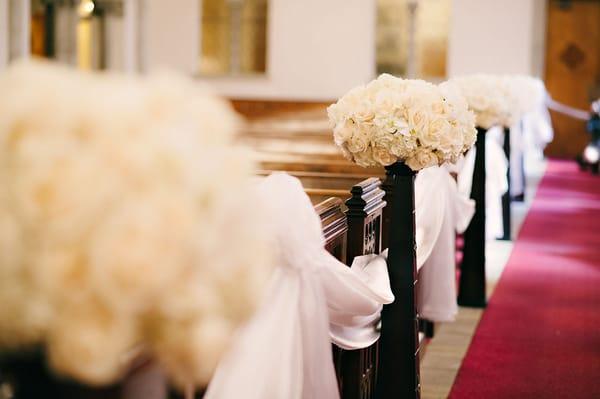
[204,173,393,399]
[546,97,590,121]
[415,165,474,322]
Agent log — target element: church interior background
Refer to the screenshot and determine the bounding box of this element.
[0,1,599,398]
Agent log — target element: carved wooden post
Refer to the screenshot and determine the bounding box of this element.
[335,178,386,399]
[458,127,487,308]
[316,198,348,264]
[377,162,420,399]
[346,178,386,260]
[500,126,512,240]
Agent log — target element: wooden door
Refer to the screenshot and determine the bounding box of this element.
[544,0,600,158]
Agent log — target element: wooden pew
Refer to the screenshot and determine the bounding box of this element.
[256,153,383,176]
[316,178,386,399]
[246,126,429,398]
[171,177,390,399]
[315,175,423,399]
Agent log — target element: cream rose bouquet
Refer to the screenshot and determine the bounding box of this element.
[0,61,273,388]
[327,74,476,171]
[444,74,520,129]
[505,75,546,117]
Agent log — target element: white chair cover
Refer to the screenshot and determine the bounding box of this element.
[204,173,393,399]
[457,128,508,240]
[415,166,474,322]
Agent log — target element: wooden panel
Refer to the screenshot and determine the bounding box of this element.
[544,0,600,158]
[230,99,331,119]
[30,14,46,56]
[256,154,384,175]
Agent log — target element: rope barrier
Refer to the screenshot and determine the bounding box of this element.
[545,97,591,121]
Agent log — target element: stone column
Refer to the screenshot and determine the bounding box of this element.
[406,0,419,78]
[0,0,8,70]
[9,0,30,61]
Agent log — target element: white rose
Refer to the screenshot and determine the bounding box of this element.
[408,109,430,136]
[353,146,376,167]
[437,120,463,155]
[353,107,376,124]
[371,130,393,147]
[346,129,370,153]
[406,149,439,171]
[332,119,356,146]
[389,135,410,158]
[418,117,448,149]
[372,147,396,166]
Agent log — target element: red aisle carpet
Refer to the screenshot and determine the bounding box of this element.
[449,160,600,399]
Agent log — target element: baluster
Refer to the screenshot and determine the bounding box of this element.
[458,127,487,307]
[378,162,420,399]
[341,178,386,399]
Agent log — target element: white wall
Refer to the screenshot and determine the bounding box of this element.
[0,0,547,96]
[123,0,141,73]
[1,0,30,71]
[530,0,548,78]
[8,0,29,61]
[195,0,376,101]
[0,0,8,70]
[448,0,547,77]
[141,0,199,74]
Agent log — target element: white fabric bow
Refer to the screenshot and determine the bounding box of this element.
[415,165,474,322]
[204,173,393,399]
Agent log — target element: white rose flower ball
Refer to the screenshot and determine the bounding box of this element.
[328,74,476,171]
[0,60,274,388]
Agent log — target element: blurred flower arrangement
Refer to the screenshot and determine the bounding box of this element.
[444,74,522,129]
[505,75,547,117]
[0,61,273,388]
[327,74,476,171]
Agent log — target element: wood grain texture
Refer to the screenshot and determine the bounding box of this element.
[545,0,600,158]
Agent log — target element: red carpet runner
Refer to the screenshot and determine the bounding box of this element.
[449,160,600,399]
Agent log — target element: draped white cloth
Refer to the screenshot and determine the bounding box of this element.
[513,90,554,194]
[204,173,393,399]
[509,121,526,197]
[523,100,554,159]
[456,128,509,240]
[415,166,474,322]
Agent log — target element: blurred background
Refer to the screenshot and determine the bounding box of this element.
[1,0,599,158]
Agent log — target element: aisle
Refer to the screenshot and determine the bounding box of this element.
[448,160,600,398]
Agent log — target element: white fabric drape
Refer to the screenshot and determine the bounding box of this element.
[523,102,554,156]
[415,166,474,322]
[509,121,525,197]
[456,128,508,240]
[512,89,554,193]
[414,166,447,272]
[204,173,393,399]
